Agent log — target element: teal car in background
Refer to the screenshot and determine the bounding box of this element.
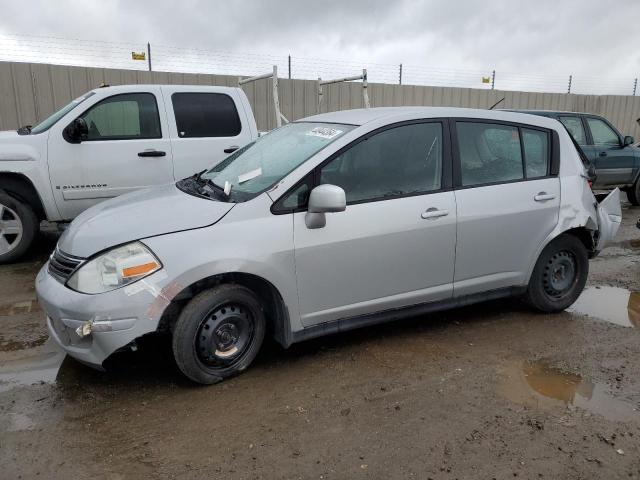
[509,110,640,204]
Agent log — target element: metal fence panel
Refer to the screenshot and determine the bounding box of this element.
[1,61,639,139]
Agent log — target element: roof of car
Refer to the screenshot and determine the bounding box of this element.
[299,106,563,129]
[504,109,595,116]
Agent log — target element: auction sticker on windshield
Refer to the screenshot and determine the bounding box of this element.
[306,127,343,139]
[238,167,263,184]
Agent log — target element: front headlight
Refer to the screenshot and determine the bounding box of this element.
[67,242,162,294]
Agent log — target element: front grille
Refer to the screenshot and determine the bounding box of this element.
[48,248,85,283]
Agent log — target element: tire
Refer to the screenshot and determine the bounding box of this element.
[172,284,266,384]
[525,234,589,313]
[0,191,39,264]
[626,179,640,206]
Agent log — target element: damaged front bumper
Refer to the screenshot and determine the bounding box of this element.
[36,263,172,369]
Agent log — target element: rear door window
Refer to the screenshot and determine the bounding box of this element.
[522,129,550,178]
[558,116,587,145]
[172,93,242,138]
[456,122,524,186]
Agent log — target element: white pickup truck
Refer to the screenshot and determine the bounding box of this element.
[0,84,258,262]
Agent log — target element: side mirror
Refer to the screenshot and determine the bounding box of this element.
[305,184,346,229]
[64,118,89,143]
[623,135,635,147]
[587,162,597,183]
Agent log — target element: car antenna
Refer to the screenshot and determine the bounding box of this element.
[489,97,505,110]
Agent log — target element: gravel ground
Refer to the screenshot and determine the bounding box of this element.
[0,203,639,479]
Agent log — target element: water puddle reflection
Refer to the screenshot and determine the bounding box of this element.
[0,341,65,393]
[500,361,638,422]
[566,286,639,328]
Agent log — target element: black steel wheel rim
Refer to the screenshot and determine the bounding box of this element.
[196,303,254,368]
[543,250,577,299]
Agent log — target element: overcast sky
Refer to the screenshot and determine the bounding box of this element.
[1,0,638,94]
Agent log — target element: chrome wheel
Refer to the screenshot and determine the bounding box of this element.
[543,250,577,299]
[196,303,254,368]
[0,203,23,255]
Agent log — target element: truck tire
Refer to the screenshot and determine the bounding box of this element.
[626,179,640,206]
[524,234,588,313]
[0,191,39,264]
[172,284,266,385]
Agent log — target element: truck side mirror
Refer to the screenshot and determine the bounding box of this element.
[64,118,89,144]
[623,135,635,147]
[305,184,346,229]
[587,162,597,183]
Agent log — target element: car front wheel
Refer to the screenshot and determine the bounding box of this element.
[525,234,588,313]
[172,284,266,384]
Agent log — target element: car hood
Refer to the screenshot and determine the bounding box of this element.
[58,184,235,258]
[0,130,19,140]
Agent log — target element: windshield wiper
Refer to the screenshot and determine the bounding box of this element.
[17,125,32,135]
[201,178,228,197]
[189,172,231,201]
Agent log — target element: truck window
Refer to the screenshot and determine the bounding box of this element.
[586,117,620,146]
[171,93,242,138]
[30,91,95,135]
[80,93,161,141]
[558,116,586,145]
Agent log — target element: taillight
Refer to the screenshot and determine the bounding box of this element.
[588,180,593,188]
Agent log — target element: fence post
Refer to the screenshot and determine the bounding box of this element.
[147,42,152,72]
[567,75,572,94]
[491,70,495,90]
[288,55,291,79]
[31,70,39,122]
[634,78,637,96]
[399,64,402,85]
[363,69,370,108]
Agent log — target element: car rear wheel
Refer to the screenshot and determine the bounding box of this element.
[525,234,588,313]
[172,284,266,384]
[0,192,38,264]
[625,179,640,206]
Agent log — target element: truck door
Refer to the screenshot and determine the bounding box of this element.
[162,87,256,180]
[48,87,174,220]
[584,116,637,187]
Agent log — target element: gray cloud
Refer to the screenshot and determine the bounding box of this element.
[0,0,638,92]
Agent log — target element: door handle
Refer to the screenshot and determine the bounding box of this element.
[599,151,608,157]
[224,146,240,154]
[421,208,449,220]
[138,149,166,157]
[534,192,556,202]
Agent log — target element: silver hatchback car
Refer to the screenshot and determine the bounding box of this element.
[36,107,621,384]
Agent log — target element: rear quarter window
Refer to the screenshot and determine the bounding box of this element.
[172,92,242,138]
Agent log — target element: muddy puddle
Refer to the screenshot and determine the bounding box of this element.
[0,341,65,393]
[499,360,639,422]
[608,238,640,250]
[566,286,640,328]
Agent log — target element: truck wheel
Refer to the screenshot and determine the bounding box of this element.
[525,234,588,313]
[0,192,38,264]
[625,180,640,206]
[172,284,266,385]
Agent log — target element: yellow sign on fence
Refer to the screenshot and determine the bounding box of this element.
[131,52,146,61]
